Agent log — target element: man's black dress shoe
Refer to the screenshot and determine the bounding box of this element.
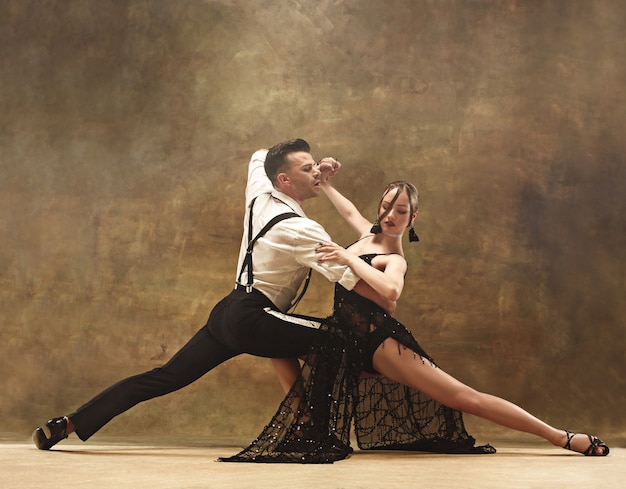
[32,417,68,450]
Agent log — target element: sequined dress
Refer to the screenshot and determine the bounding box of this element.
[220,254,495,463]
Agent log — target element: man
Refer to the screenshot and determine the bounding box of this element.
[33,138,391,450]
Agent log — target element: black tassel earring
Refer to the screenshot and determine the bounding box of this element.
[409,226,419,242]
[370,219,382,234]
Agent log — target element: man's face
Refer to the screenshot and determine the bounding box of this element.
[278,151,322,204]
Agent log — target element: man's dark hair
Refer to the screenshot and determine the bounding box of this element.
[264,138,311,185]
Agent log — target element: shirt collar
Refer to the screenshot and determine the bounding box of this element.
[271,190,307,217]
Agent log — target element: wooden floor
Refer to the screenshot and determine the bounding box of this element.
[2,438,623,489]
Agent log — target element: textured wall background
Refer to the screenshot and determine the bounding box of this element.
[1,0,624,444]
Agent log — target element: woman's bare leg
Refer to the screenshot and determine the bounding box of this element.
[271,358,301,394]
[372,339,606,455]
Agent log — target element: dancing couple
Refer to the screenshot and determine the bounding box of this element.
[33,139,609,461]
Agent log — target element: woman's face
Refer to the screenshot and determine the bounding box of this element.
[378,188,415,234]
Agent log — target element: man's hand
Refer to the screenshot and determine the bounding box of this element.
[318,157,341,183]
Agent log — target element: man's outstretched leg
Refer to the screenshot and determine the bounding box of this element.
[33,324,237,449]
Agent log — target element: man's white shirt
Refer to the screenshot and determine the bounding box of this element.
[234,149,359,312]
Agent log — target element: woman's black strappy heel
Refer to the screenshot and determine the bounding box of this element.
[563,430,610,456]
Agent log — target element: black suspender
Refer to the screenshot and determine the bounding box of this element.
[237,197,312,312]
[240,206,300,293]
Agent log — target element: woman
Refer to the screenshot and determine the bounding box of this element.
[221,164,609,463]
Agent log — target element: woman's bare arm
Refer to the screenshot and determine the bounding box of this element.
[318,158,372,237]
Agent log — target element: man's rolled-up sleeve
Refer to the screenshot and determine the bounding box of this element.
[337,267,359,291]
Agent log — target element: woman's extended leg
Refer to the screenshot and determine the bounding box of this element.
[372,338,608,455]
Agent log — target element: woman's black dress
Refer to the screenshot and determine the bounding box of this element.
[221,254,495,463]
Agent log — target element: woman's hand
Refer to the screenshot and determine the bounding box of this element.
[317,157,341,184]
[316,242,354,267]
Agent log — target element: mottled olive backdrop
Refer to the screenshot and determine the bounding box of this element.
[1,0,624,445]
